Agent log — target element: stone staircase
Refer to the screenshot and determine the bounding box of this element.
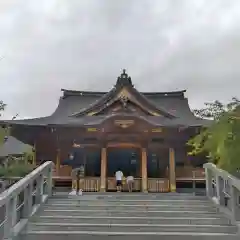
[18,192,239,240]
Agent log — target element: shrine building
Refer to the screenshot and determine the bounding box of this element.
[1,70,209,192]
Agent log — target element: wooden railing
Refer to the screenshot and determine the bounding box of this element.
[107,177,169,192]
[107,177,141,191]
[52,165,205,192]
[82,177,100,192]
[176,167,205,180]
[52,176,100,192]
[148,178,169,192]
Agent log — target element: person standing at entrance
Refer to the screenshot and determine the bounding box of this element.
[115,169,123,192]
[61,146,85,195]
[126,175,134,192]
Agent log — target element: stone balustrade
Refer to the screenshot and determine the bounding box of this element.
[0,161,53,240]
[204,163,240,223]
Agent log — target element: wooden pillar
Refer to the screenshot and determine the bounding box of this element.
[169,147,176,192]
[56,149,60,176]
[100,147,107,192]
[141,148,148,192]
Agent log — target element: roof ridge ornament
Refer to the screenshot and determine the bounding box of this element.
[116,69,133,87]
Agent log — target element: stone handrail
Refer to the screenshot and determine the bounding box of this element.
[0,161,53,240]
[204,163,240,223]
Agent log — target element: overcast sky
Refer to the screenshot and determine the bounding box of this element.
[0,0,240,119]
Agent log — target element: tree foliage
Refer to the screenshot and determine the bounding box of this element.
[0,100,6,115]
[0,100,6,144]
[0,155,35,177]
[187,98,240,173]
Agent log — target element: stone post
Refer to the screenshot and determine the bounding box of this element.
[4,196,17,239]
[216,175,225,205]
[230,185,240,222]
[46,164,53,196]
[35,174,44,204]
[205,167,213,198]
[23,183,33,218]
[0,180,6,193]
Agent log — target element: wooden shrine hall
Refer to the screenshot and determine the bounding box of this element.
[1,70,209,192]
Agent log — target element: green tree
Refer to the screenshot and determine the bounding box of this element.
[187,98,240,173]
[0,156,34,178]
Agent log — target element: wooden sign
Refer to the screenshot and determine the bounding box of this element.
[114,120,134,129]
[151,128,162,133]
[87,128,97,132]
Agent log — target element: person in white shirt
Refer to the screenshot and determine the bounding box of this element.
[126,175,134,192]
[115,169,123,192]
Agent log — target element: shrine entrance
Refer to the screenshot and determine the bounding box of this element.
[107,148,141,178]
[99,142,174,193]
[107,147,141,192]
[105,143,141,192]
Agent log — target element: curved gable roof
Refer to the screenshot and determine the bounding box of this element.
[69,86,176,118]
[0,71,208,127]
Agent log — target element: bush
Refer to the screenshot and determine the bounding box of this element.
[0,162,34,178]
[7,162,34,177]
[0,167,9,177]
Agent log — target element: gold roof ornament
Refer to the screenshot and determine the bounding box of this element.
[117,88,131,99]
[116,69,133,87]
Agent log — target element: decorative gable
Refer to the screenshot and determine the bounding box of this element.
[86,86,165,116]
[92,97,151,116]
[71,70,175,119]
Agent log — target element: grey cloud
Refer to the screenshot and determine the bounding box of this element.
[0,0,240,119]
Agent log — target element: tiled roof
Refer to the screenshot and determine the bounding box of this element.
[0,71,209,128]
[0,136,33,157]
[0,90,210,127]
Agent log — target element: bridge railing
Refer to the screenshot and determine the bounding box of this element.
[0,161,53,240]
[204,163,240,223]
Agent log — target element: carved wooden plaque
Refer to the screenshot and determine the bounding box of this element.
[87,128,98,132]
[151,128,162,133]
[114,120,134,129]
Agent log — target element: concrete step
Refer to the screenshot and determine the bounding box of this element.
[42,204,216,211]
[39,209,224,218]
[46,199,213,205]
[52,193,208,201]
[17,233,240,240]
[26,222,238,234]
[50,194,209,200]
[31,215,231,225]
[19,193,239,240]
